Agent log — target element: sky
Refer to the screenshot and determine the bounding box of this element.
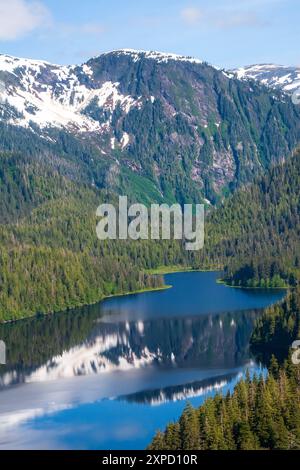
[0,0,299,68]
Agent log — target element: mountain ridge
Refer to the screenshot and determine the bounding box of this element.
[231,63,300,93]
[1,49,300,205]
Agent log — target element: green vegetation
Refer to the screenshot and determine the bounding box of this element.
[197,148,300,288]
[0,151,193,322]
[149,360,300,450]
[251,287,300,364]
[0,148,299,322]
[148,287,300,450]
[146,265,194,275]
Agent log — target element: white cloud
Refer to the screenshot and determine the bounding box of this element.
[0,1,104,43]
[181,7,204,25]
[0,0,51,41]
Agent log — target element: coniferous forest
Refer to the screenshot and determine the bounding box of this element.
[0,148,299,321]
[199,148,300,288]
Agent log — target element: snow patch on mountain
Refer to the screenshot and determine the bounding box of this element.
[232,64,300,93]
[104,49,203,64]
[0,53,141,134]
[0,54,51,76]
[93,81,141,113]
[1,51,299,146]
[121,131,130,149]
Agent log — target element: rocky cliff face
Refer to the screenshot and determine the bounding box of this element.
[0,50,299,204]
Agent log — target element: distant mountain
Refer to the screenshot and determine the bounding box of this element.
[0,49,300,205]
[0,50,204,135]
[231,64,300,93]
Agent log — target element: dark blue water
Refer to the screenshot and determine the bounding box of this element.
[0,271,285,449]
[101,271,285,320]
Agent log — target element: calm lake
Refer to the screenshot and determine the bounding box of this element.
[0,271,286,449]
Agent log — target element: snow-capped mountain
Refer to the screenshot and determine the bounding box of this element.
[0,49,299,204]
[1,51,299,137]
[0,49,204,135]
[232,64,300,93]
[0,52,144,135]
[100,48,204,64]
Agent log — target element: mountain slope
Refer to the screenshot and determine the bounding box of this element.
[1,50,300,205]
[199,148,300,287]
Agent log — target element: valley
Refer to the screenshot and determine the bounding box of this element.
[0,47,299,452]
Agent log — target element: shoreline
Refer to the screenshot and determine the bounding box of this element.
[146,265,222,275]
[101,284,172,302]
[1,265,289,325]
[0,283,173,326]
[216,278,290,290]
[0,265,213,325]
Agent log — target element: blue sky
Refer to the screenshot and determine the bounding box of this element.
[0,0,299,68]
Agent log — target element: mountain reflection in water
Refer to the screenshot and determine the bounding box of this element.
[1,308,258,388]
[117,372,247,405]
[0,272,285,449]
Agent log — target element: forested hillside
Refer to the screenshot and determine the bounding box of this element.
[0,52,299,321]
[0,148,299,321]
[251,287,300,364]
[1,50,300,205]
[198,148,300,287]
[0,152,190,321]
[0,194,186,322]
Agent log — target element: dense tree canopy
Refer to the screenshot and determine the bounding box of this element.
[0,148,299,321]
